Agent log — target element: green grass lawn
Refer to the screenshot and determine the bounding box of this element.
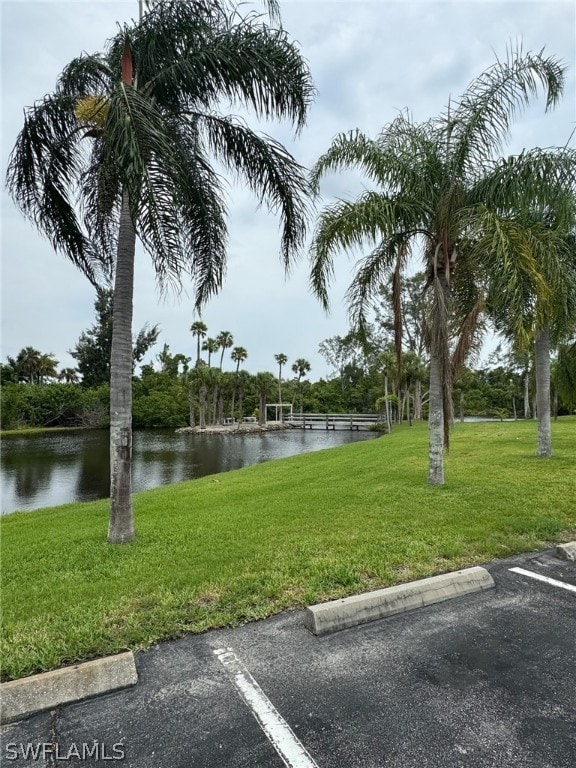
[1,418,574,681]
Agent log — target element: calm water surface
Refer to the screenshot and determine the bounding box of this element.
[1,428,376,514]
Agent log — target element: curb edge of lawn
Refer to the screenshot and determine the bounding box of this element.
[304,565,495,636]
[0,652,137,726]
[7,553,559,723]
[556,541,576,561]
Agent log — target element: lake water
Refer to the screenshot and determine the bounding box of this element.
[0,428,376,514]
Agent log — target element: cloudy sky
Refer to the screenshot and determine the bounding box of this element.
[1,0,575,380]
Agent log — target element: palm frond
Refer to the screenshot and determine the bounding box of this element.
[469,207,571,346]
[310,114,442,205]
[346,237,406,338]
[57,53,113,99]
[196,112,310,270]
[470,147,576,218]
[167,117,228,307]
[310,129,387,192]
[450,45,566,172]
[451,289,486,376]
[5,94,107,285]
[309,192,424,310]
[131,1,313,131]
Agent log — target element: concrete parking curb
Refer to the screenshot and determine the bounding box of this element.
[0,652,138,725]
[305,566,495,636]
[555,541,576,562]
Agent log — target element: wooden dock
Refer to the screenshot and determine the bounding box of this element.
[285,413,378,431]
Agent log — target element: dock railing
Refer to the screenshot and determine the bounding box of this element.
[285,413,379,431]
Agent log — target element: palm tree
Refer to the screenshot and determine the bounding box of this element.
[217,331,234,371]
[291,358,311,413]
[556,340,576,412]
[36,353,59,383]
[231,346,248,375]
[254,372,275,425]
[202,337,219,367]
[235,370,251,424]
[274,353,288,408]
[16,347,42,384]
[230,346,248,418]
[7,0,313,542]
[58,367,80,384]
[487,220,576,457]
[309,47,575,484]
[191,321,208,367]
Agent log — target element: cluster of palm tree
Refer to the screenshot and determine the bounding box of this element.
[6,0,575,541]
[187,322,249,428]
[2,348,79,384]
[185,326,313,427]
[189,322,243,371]
[309,45,576,483]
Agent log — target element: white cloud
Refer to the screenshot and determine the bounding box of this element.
[1,0,574,379]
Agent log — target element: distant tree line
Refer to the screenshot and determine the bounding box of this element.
[3,278,574,430]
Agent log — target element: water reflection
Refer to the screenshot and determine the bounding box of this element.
[1,428,376,514]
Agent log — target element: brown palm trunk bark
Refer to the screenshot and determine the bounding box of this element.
[108,191,136,543]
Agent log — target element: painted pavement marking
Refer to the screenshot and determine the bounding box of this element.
[213,647,319,768]
[509,567,576,594]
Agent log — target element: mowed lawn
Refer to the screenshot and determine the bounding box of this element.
[1,418,574,681]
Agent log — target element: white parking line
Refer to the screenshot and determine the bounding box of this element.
[509,567,576,594]
[214,647,319,768]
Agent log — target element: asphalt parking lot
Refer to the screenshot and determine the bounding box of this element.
[2,549,575,767]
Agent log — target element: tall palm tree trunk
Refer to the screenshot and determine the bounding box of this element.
[428,347,444,484]
[237,387,244,424]
[199,385,207,429]
[259,391,267,426]
[108,191,136,543]
[535,326,552,457]
[523,370,531,419]
[384,372,392,433]
[188,387,196,428]
[414,379,423,420]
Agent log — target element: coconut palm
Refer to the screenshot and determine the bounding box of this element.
[6,0,313,541]
[190,321,208,366]
[309,46,575,484]
[217,331,234,371]
[274,353,288,406]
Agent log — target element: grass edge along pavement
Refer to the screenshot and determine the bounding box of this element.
[1,418,575,682]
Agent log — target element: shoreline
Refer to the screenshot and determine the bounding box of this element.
[176,420,296,435]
